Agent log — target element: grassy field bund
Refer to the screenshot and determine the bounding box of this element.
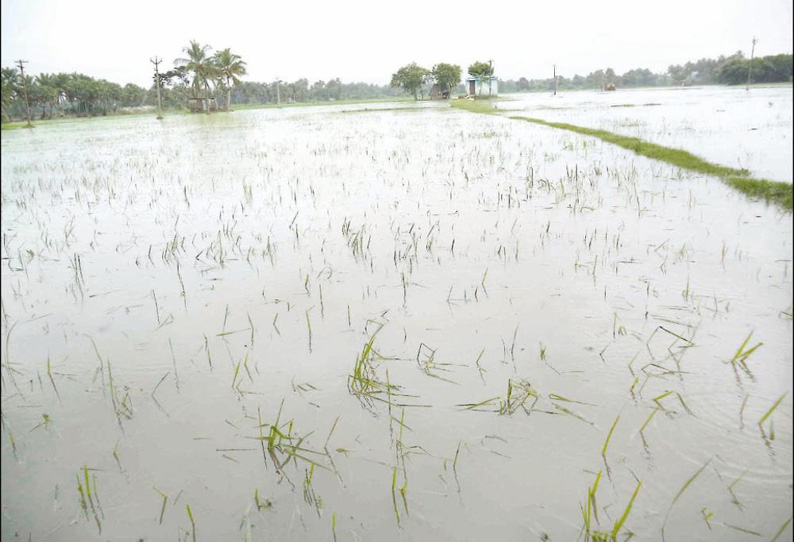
[451,98,793,210]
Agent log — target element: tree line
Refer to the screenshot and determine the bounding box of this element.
[1,49,791,123]
[499,52,793,93]
[389,61,494,99]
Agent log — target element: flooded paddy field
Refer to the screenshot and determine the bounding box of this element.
[499,86,793,184]
[1,94,792,541]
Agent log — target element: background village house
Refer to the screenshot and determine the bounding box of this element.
[465,75,499,97]
[187,97,218,112]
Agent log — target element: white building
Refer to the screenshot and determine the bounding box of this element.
[465,76,499,97]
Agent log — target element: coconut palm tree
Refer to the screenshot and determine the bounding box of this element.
[35,73,62,119]
[213,48,246,111]
[175,41,217,113]
[1,68,19,122]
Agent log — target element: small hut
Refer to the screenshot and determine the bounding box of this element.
[187,97,218,112]
[429,84,450,100]
[465,76,498,97]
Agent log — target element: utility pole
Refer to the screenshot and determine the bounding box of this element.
[553,64,557,96]
[275,76,281,104]
[746,37,758,90]
[488,59,493,96]
[16,60,32,128]
[150,56,164,119]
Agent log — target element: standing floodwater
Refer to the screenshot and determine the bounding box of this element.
[1,92,792,541]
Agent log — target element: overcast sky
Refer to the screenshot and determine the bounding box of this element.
[2,0,792,87]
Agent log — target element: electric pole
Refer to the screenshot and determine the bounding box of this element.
[16,60,32,128]
[275,76,281,104]
[150,56,164,119]
[488,59,493,96]
[746,37,758,90]
[553,64,557,96]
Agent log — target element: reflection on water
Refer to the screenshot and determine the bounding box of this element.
[1,100,792,541]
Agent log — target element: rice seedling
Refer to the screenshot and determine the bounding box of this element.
[552,402,593,425]
[151,371,169,399]
[186,504,196,542]
[348,325,407,410]
[46,356,60,402]
[581,470,602,537]
[391,465,401,526]
[639,407,660,436]
[154,487,168,524]
[253,489,272,511]
[416,343,457,383]
[303,463,323,516]
[7,427,16,455]
[499,379,539,415]
[151,289,160,324]
[661,458,712,540]
[112,441,122,471]
[601,415,620,458]
[306,309,312,353]
[730,332,763,376]
[701,507,714,529]
[610,480,642,540]
[758,392,787,438]
[456,396,501,411]
[722,523,762,536]
[76,472,89,520]
[272,313,280,336]
[473,348,486,383]
[771,517,792,542]
[169,338,180,392]
[727,469,747,509]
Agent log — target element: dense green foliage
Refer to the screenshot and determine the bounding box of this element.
[498,52,793,92]
[214,48,247,110]
[2,51,791,123]
[390,63,431,100]
[468,61,494,78]
[431,63,462,97]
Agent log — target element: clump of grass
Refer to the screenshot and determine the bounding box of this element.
[303,463,323,516]
[248,400,332,475]
[348,325,405,410]
[582,470,602,537]
[499,378,539,415]
[416,343,456,383]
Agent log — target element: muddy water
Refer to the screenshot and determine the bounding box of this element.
[499,85,794,183]
[1,99,791,541]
